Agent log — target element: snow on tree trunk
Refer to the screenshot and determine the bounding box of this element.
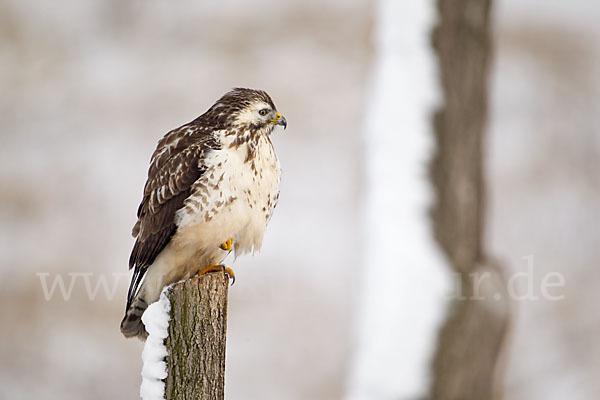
[345,1,451,399]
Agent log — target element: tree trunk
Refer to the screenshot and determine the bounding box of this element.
[164,272,229,400]
[430,1,509,399]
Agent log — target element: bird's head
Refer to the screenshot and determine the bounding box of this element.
[206,88,287,132]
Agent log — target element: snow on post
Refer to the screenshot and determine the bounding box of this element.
[138,273,229,400]
[140,288,171,400]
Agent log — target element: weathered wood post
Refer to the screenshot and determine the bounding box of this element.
[164,272,230,400]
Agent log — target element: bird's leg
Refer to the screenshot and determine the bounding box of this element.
[195,238,236,284]
[197,263,235,285]
[219,237,234,252]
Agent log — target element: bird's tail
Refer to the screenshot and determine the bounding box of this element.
[120,296,149,340]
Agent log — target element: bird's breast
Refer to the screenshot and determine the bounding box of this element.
[176,134,281,255]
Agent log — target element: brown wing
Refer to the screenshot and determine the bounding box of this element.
[126,124,220,309]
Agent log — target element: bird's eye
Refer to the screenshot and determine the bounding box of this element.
[258,109,269,116]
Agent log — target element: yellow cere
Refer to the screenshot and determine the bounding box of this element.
[268,112,282,124]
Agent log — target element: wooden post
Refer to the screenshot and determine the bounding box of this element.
[164,272,229,400]
[430,1,509,399]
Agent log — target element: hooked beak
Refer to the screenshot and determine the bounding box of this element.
[270,112,287,130]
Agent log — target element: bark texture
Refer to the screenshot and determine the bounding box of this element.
[430,1,509,399]
[165,272,229,400]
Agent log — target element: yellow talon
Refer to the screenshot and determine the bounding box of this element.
[197,264,223,275]
[197,264,235,285]
[220,237,234,252]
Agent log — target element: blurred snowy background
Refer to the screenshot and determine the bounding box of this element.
[0,0,598,399]
[490,1,600,399]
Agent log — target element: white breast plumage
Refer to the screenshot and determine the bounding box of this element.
[175,129,280,257]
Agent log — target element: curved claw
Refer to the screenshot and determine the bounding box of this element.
[220,265,235,286]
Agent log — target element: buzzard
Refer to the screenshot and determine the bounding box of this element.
[121,88,286,339]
